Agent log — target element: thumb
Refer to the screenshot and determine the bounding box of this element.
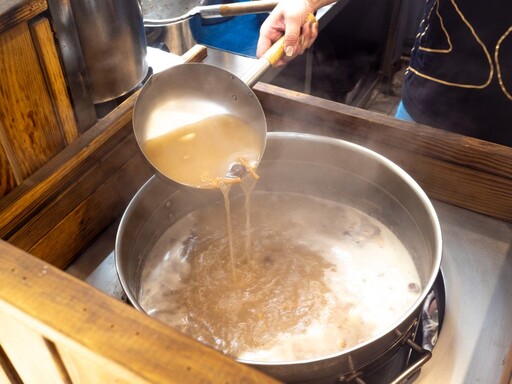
[283,18,301,57]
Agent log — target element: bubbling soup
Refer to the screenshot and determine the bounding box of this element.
[138,191,422,362]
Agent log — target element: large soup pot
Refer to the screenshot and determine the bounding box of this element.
[115,132,442,383]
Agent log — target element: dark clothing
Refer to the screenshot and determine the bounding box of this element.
[402,0,512,146]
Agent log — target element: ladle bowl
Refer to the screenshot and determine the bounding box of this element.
[132,21,308,187]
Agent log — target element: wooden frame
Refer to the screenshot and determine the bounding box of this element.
[0,73,510,382]
[255,83,512,222]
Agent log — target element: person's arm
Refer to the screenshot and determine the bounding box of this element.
[256,0,336,65]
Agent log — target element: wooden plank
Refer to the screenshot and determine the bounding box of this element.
[57,343,154,384]
[0,0,47,34]
[368,143,512,222]
[255,83,512,222]
[5,133,148,265]
[0,313,70,384]
[29,17,79,145]
[0,122,17,197]
[0,345,22,384]
[266,110,512,221]
[0,240,279,384]
[256,83,512,180]
[27,153,151,268]
[0,96,134,238]
[0,21,66,181]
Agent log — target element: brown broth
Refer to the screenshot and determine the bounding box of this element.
[139,192,422,361]
[142,114,262,187]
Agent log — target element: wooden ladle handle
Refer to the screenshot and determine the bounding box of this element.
[242,13,318,87]
[262,13,317,66]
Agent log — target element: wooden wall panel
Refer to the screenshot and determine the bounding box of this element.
[0,314,70,384]
[4,134,143,253]
[0,0,47,34]
[0,21,67,182]
[0,125,16,196]
[0,103,133,239]
[29,17,79,145]
[26,154,151,268]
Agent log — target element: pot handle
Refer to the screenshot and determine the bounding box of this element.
[388,339,432,384]
[339,337,432,384]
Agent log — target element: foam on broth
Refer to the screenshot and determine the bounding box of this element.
[138,192,422,362]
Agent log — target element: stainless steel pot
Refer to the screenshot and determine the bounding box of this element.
[115,132,442,382]
[71,0,148,104]
[143,0,278,55]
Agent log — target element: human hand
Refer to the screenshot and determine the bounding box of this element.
[256,0,319,66]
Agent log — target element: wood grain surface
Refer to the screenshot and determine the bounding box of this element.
[254,83,512,222]
[0,130,17,198]
[0,95,143,266]
[0,0,47,34]
[0,20,67,182]
[29,17,79,145]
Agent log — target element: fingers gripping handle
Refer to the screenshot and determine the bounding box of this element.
[241,13,317,87]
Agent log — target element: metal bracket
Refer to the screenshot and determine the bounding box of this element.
[338,326,432,384]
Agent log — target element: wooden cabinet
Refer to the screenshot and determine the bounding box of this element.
[0,0,78,197]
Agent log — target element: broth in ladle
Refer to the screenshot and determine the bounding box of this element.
[142,114,262,188]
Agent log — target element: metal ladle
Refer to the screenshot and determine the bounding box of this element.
[133,15,316,188]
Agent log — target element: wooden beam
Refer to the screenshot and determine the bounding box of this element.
[29,16,79,145]
[255,83,512,222]
[0,0,47,34]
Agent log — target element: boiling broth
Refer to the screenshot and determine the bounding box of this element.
[142,114,262,187]
[138,192,422,362]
